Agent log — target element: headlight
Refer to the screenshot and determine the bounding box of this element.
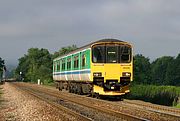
[122,72,131,77]
[93,72,102,77]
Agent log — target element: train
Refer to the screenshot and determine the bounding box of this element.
[53,39,133,97]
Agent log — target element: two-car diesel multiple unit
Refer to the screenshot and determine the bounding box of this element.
[53,39,133,96]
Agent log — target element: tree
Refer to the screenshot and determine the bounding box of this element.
[16,45,77,84]
[53,45,77,59]
[0,57,5,80]
[15,55,30,81]
[166,54,180,86]
[15,48,52,83]
[36,65,52,84]
[0,57,5,71]
[133,54,151,84]
[151,56,174,85]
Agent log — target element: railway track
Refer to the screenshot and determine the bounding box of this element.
[123,99,180,116]
[12,82,148,121]
[11,83,91,121]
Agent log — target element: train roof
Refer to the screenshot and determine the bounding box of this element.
[92,38,124,43]
[80,38,122,47]
[53,38,129,61]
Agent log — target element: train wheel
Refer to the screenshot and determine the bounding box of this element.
[74,84,78,94]
[71,83,76,93]
[77,83,82,95]
[92,92,100,99]
[58,82,63,91]
[69,83,73,93]
[95,93,100,99]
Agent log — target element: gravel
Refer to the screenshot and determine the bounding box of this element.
[0,83,77,121]
[0,85,5,121]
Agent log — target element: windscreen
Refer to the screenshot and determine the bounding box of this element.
[106,46,118,63]
[120,45,132,63]
[92,44,132,63]
[92,45,105,63]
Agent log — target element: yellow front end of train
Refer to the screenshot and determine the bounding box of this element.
[90,41,133,96]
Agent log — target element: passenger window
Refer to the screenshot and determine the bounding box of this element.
[57,61,60,71]
[82,54,86,67]
[67,58,71,70]
[53,62,56,72]
[62,60,66,71]
[74,56,79,68]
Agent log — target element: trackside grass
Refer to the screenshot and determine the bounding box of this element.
[126,85,180,107]
[176,103,180,108]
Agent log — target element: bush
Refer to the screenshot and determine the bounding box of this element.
[176,103,180,108]
[42,79,54,86]
[126,84,180,106]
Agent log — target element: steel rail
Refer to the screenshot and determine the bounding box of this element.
[123,99,180,117]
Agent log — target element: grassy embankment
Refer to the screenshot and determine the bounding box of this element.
[126,84,180,108]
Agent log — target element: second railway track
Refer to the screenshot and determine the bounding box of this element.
[122,99,180,116]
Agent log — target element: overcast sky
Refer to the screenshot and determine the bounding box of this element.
[0,0,180,65]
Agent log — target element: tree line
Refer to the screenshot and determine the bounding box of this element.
[3,45,178,86]
[15,45,77,84]
[134,54,180,86]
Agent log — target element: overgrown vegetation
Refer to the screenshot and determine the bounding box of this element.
[127,84,180,106]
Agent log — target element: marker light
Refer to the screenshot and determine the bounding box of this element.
[122,72,131,77]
